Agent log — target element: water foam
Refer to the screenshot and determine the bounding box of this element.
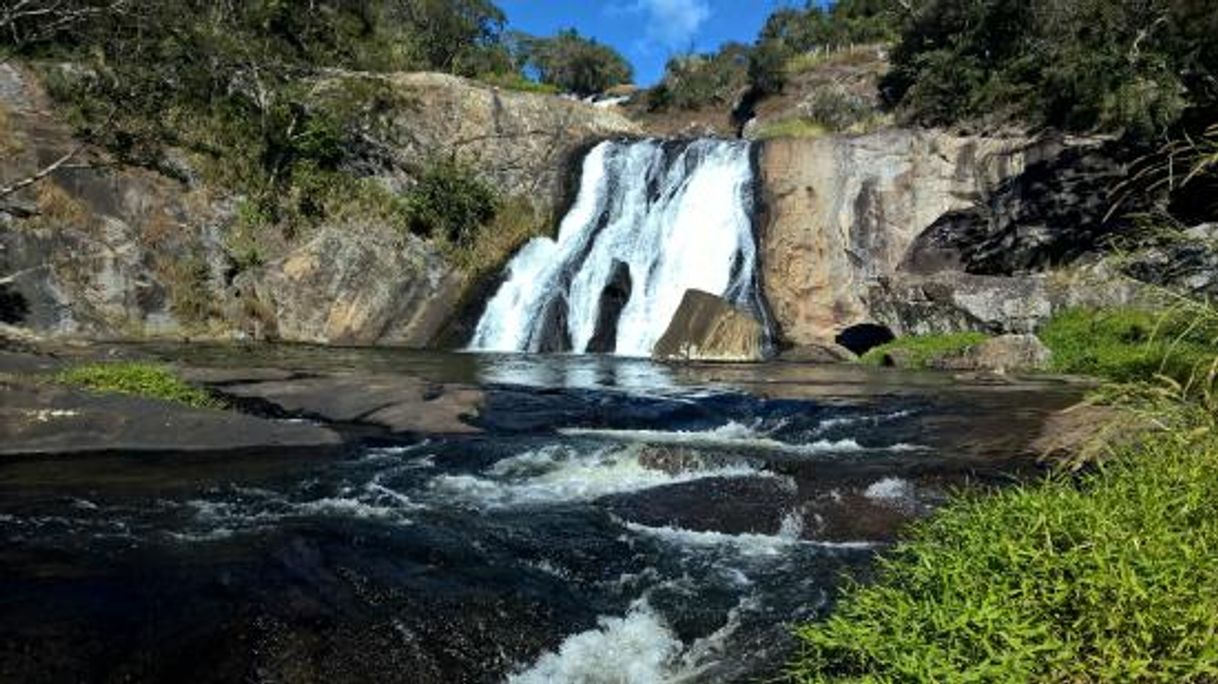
[508,600,682,684]
[429,444,765,508]
[559,421,923,456]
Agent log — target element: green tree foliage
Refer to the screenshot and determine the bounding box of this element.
[517,29,633,96]
[0,0,532,237]
[648,44,751,111]
[884,0,1218,135]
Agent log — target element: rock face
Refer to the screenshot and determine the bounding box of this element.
[653,290,766,362]
[236,223,462,346]
[868,265,1144,336]
[353,72,641,217]
[758,130,1038,346]
[0,65,638,345]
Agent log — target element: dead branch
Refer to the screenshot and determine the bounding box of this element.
[0,144,84,199]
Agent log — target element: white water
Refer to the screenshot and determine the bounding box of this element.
[470,139,763,357]
[428,443,768,509]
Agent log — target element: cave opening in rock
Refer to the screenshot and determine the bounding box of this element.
[835,323,895,357]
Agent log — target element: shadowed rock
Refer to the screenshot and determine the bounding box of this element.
[586,260,632,354]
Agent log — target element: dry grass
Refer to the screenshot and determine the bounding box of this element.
[445,196,548,279]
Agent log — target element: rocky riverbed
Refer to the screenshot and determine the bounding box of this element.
[1,343,1084,682]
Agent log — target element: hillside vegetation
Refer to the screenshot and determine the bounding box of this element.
[0,0,632,253]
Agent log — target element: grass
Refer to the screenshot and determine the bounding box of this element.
[859,332,989,369]
[753,117,830,140]
[1040,307,1218,385]
[795,303,1218,681]
[790,413,1218,682]
[475,72,560,95]
[57,362,222,409]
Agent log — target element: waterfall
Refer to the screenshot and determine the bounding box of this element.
[469,139,766,357]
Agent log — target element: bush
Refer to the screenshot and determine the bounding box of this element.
[859,332,990,368]
[649,44,751,111]
[801,86,875,132]
[791,420,1218,682]
[57,363,221,409]
[404,159,498,246]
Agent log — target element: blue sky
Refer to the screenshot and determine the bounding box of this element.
[498,1,803,86]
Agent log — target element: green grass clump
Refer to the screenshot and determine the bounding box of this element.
[57,363,221,409]
[476,72,560,95]
[860,332,990,369]
[1040,307,1218,385]
[790,419,1218,682]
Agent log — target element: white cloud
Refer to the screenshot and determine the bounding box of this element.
[632,0,712,50]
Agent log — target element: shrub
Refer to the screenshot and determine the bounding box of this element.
[801,86,875,132]
[649,44,751,111]
[57,362,221,409]
[859,332,990,368]
[404,159,498,246]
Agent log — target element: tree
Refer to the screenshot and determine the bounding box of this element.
[882,0,1217,136]
[519,29,633,97]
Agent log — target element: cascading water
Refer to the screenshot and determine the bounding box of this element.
[469,138,767,357]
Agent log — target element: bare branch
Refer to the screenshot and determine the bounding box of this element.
[0,145,84,199]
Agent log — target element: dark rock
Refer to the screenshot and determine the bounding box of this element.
[528,296,572,353]
[215,375,484,436]
[653,290,766,362]
[902,137,1149,276]
[586,259,632,354]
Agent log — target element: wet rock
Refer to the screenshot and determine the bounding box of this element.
[215,374,484,435]
[529,296,572,353]
[777,343,857,364]
[0,378,342,459]
[652,290,766,362]
[586,260,632,354]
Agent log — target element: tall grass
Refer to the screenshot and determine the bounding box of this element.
[792,300,1218,681]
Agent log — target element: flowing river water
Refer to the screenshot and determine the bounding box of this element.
[0,348,1080,683]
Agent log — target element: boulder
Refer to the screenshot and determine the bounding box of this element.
[777,343,857,364]
[652,290,766,362]
[868,266,1148,337]
[586,259,632,353]
[937,335,1053,373]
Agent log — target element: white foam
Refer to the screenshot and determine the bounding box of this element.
[625,521,879,556]
[559,421,921,456]
[864,477,915,502]
[428,444,766,508]
[509,600,682,684]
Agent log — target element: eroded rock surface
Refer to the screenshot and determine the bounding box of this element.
[758,130,1036,345]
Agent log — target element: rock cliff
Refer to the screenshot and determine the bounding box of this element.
[757,130,1036,345]
[0,65,639,344]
